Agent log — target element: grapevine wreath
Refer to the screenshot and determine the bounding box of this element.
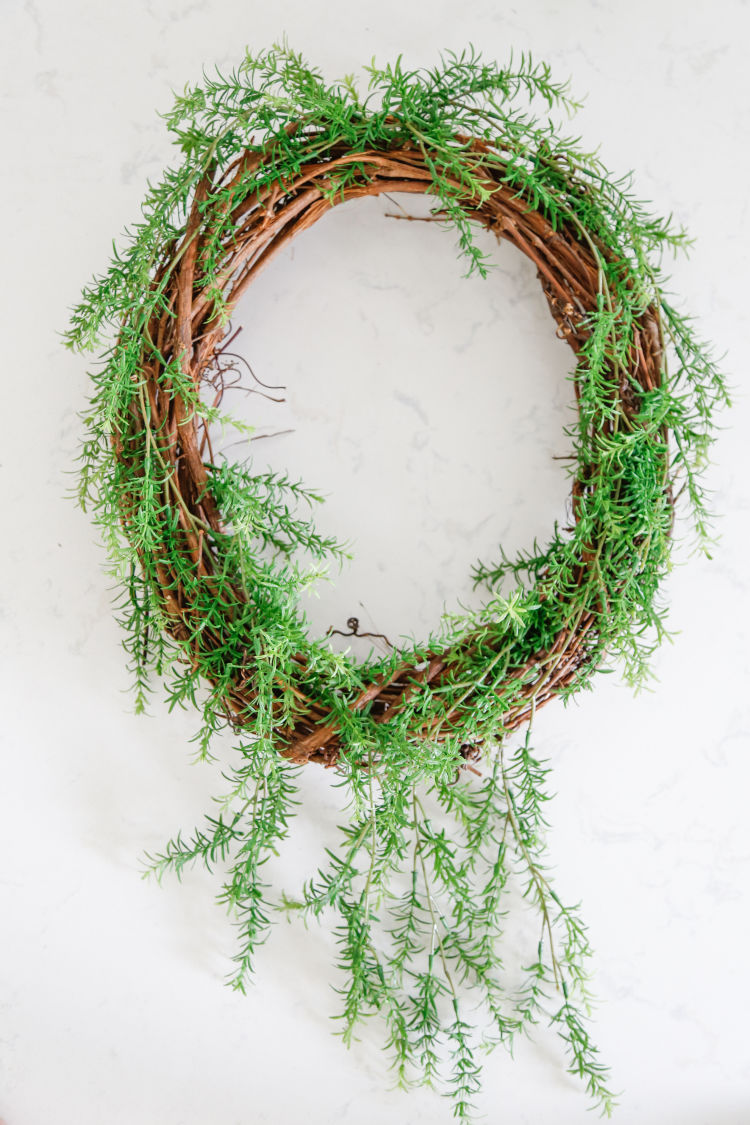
[68,45,727,1117]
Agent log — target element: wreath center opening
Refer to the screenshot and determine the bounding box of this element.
[213,190,578,653]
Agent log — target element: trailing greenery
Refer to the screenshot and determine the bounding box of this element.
[67,42,728,1118]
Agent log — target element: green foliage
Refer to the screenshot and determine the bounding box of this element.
[67,41,727,1118]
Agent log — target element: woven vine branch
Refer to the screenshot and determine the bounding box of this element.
[67,44,727,1118]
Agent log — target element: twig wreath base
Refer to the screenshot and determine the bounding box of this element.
[131,136,665,767]
[68,45,727,1118]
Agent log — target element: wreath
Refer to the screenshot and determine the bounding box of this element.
[67,44,727,1117]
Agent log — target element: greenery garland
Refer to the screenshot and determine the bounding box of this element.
[67,43,727,1117]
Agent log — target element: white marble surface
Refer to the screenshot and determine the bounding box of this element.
[1,2,749,1122]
